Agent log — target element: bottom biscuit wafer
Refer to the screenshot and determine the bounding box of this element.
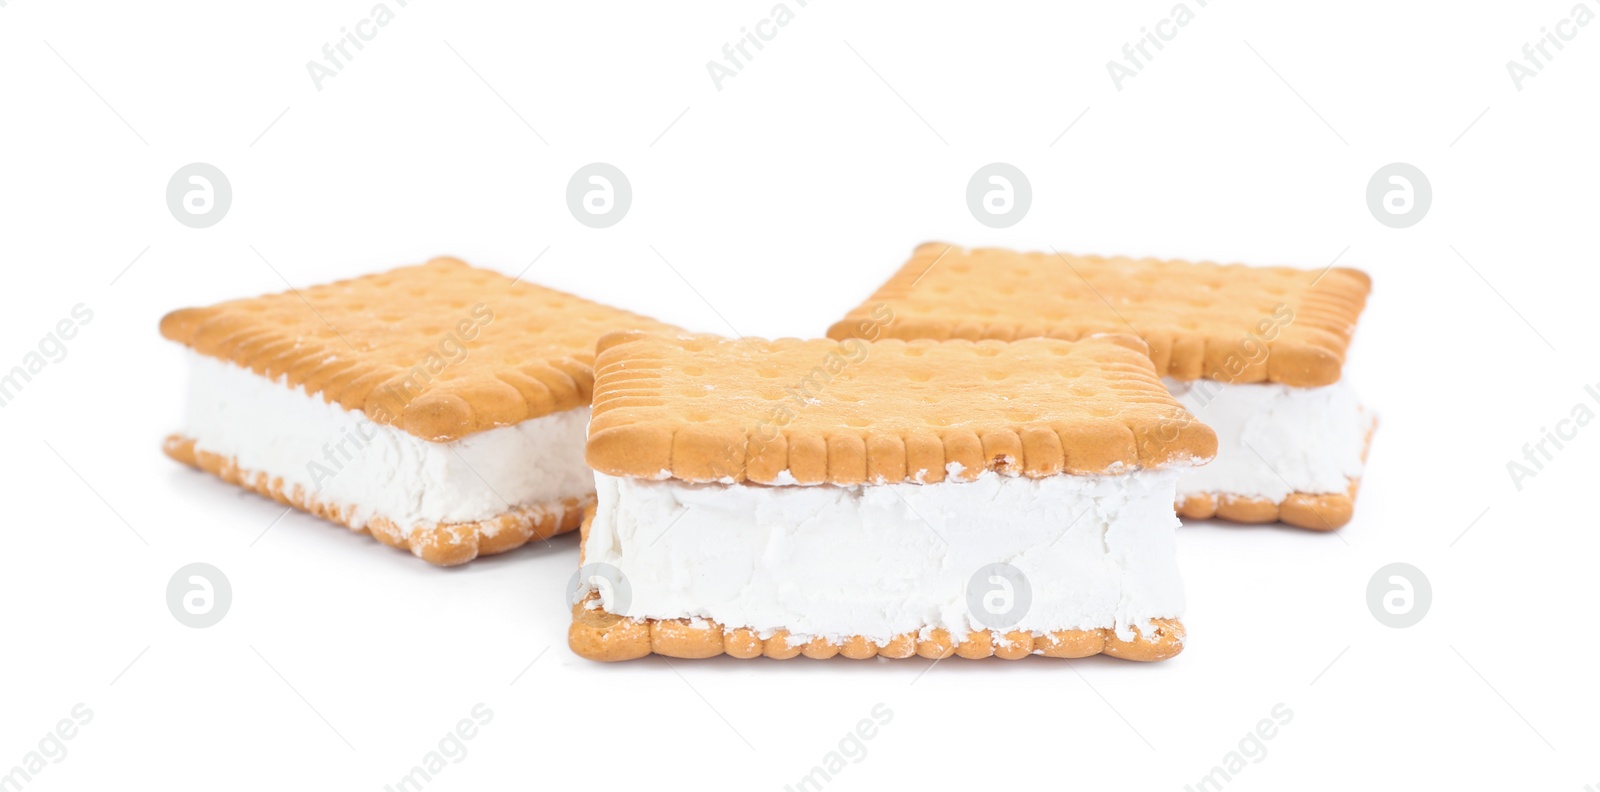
[1177,479,1359,530]
[568,599,1185,663]
[165,435,587,565]
[566,506,1184,663]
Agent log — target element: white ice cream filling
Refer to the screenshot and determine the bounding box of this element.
[179,353,593,535]
[1166,377,1372,503]
[580,468,1186,645]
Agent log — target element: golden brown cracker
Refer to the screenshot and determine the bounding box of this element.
[569,599,1184,662]
[1176,488,1355,530]
[827,243,1371,388]
[161,257,679,442]
[587,331,1216,485]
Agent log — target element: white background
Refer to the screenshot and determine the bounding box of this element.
[2,1,1597,789]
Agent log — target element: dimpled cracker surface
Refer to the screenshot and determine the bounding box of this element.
[586,331,1216,485]
[827,243,1371,388]
[160,257,679,442]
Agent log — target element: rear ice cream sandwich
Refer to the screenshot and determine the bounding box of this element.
[827,243,1374,530]
[160,257,678,565]
[568,331,1215,662]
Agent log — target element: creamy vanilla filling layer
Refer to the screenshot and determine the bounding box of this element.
[180,353,593,533]
[580,468,1186,645]
[1166,378,1372,503]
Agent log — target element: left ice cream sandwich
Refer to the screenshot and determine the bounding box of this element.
[160,256,678,565]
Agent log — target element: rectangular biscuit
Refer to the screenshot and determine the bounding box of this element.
[586,330,1217,485]
[161,256,679,565]
[826,243,1371,388]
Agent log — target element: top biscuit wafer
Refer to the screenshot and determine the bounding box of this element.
[826,244,1371,388]
[161,257,679,442]
[586,331,1216,485]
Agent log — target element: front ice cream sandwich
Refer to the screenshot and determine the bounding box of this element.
[568,331,1215,662]
[827,244,1375,530]
[160,257,678,565]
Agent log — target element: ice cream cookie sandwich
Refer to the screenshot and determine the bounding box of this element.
[568,331,1215,662]
[827,243,1374,530]
[160,257,678,565]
